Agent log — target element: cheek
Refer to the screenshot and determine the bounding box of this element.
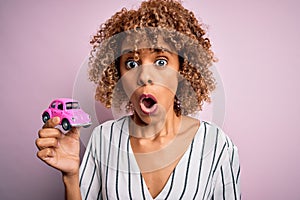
[121,77,133,97]
[156,86,176,113]
[156,70,178,94]
[120,70,138,98]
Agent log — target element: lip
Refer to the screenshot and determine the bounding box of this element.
[139,94,158,115]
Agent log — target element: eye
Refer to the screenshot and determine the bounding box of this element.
[154,59,168,67]
[125,60,139,69]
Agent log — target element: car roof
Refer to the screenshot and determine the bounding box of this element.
[52,98,78,103]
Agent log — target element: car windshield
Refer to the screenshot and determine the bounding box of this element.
[66,102,80,109]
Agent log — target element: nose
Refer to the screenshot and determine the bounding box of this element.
[137,64,154,86]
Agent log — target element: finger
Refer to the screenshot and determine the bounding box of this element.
[66,127,80,139]
[38,127,62,138]
[42,116,60,129]
[36,138,58,150]
[37,148,56,161]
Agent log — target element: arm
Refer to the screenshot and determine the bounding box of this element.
[63,174,82,200]
[36,117,82,200]
[213,136,241,199]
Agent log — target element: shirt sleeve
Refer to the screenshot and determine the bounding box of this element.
[213,135,241,200]
[79,126,102,200]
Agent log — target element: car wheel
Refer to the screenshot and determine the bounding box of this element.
[42,112,50,123]
[61,119,71,131]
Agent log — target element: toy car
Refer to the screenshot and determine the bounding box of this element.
[42,98,92,131]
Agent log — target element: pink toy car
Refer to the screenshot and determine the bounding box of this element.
[42,98,92,131]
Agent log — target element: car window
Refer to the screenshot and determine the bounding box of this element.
[50,102,56,108]
[57,102,63,110]
[66,102,80,110]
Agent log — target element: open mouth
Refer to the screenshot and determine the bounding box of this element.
[139,94,158,114]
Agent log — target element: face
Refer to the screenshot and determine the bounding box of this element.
[119,39,180,125]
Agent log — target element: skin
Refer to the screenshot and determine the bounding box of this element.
[120,49,179,129]
[36,117,82,200]
[119,41,200,198]
[119,38,180,131]
[36,40,200,200]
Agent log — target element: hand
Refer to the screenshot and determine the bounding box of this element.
[36,117,80,177]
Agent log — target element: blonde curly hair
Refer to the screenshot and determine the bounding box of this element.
[88,0,216,116]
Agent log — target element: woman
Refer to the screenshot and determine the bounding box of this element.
[36,0,241,199]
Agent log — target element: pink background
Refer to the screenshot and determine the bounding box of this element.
[1,0,300,199]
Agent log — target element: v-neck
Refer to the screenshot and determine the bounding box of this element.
[125,117,203,200]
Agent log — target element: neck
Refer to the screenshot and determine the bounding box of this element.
[129,109,181,140]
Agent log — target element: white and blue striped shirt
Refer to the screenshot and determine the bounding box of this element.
[79,116,241,200]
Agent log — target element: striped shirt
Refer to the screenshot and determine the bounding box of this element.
[79,116,241,200]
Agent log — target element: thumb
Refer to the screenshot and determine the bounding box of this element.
[43,116,60,128]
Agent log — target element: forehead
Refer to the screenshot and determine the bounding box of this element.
[120,34,176,55]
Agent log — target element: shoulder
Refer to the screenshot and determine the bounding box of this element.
[87,116,129,151]
[200,120,236,146]
[196,120,239,164]
[86,116,129,157]
[91,116,129,136]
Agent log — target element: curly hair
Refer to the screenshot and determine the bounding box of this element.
[88,0,216,116]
